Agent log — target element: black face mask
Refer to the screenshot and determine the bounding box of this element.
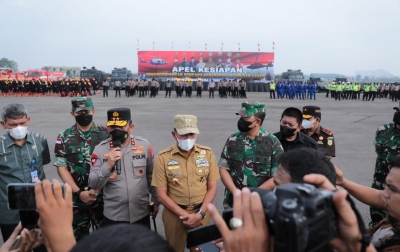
[237,118,255,132]
[280,125,297,138]
[393,112,400,125]
[110,129,129,143]
[75,114,93,127]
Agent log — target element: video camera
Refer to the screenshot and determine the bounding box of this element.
[187,183,338,252]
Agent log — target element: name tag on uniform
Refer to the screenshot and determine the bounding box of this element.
[167,165,180,170]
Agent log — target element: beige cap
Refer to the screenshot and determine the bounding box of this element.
[174,115,200,135]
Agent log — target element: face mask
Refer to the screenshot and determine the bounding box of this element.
[393,112,400,125]
[8,126,29,140]
[280,125,297,138]
[75,114,93,127]
[301,119,314,129]
[176,138,196,151]
[110,129,129,143]
[237,118,255,132]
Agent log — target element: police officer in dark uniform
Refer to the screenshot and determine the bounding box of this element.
[300,105,335,158]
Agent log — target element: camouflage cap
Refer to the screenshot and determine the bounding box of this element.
[71,97,94,112]
[174,115,200,135]
[236,102,265,117]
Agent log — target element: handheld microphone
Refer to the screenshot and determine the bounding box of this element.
[114,140,121,175]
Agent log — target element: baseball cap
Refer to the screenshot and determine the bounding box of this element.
[236,102,265,117]
[71,97,94,112]
[303,105,321,120]
[174,115,200,135]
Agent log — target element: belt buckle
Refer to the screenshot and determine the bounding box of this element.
[186,206,194,211]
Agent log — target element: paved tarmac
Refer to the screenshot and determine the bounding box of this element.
[0,91,394,247]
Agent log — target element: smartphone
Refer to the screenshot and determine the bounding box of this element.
[19,210,39,230]
[7,183,65,210]
[7,183,36,210]
[187,224,222,248]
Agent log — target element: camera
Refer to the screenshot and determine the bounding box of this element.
[187,183,337,252]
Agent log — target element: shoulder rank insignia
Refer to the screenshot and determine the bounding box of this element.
[321,128,333,136]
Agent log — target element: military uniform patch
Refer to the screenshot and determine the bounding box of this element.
[167,160,179,166]
[327,137,333,146]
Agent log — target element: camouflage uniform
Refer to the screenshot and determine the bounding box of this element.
[368,217,400,251]
[371,122,400,226]
[218,102,284,208]
[54,98,109,240]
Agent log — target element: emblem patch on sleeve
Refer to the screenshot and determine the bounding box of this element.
[91,153,99,167]
[149,145,154,159]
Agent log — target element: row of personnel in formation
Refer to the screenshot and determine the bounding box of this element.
[0,77,248,99]
[324,81,400,101]
[268,81,319,100]
[0,78,101,97]
[0,99,336,252]
[1,98,398,251]
[107,78,248,99]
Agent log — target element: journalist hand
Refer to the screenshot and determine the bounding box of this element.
[107,147,122,171]
[35,179,76,252]
[208,188,269,252]
[303,174,376,252]
[334,165,345,186]
[0,223,43,252]
[180,213,203,229]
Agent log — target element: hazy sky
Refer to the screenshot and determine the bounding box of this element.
[1,0,399,76]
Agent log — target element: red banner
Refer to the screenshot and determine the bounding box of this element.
[138,51,274,81]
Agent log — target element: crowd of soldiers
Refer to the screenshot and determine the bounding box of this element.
[268,81,318,100]
[324,82,399,102]
[0,78,100,97]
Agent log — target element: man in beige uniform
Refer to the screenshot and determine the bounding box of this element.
[89,108,159,227]
[152,115,220,252]
[102,80,109,98]
[114,80,121,98]
[165,80,172,98]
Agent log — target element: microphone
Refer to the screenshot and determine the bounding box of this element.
[114,140,121,175]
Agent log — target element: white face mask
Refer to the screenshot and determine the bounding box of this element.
[177,138,196,151]
[301,119,314,129]
[8,126,29,140]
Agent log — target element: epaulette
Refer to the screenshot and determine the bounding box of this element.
[196,144,211,151]
[133,135,149,144]
[158,146,173,155]
[321,127,333,136]
[98,139,110,146]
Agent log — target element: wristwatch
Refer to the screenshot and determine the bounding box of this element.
[73,189,82,198]
[197,209,206,220]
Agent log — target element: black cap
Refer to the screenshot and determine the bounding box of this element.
[303,105,321,120]
[106,108,131,127]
